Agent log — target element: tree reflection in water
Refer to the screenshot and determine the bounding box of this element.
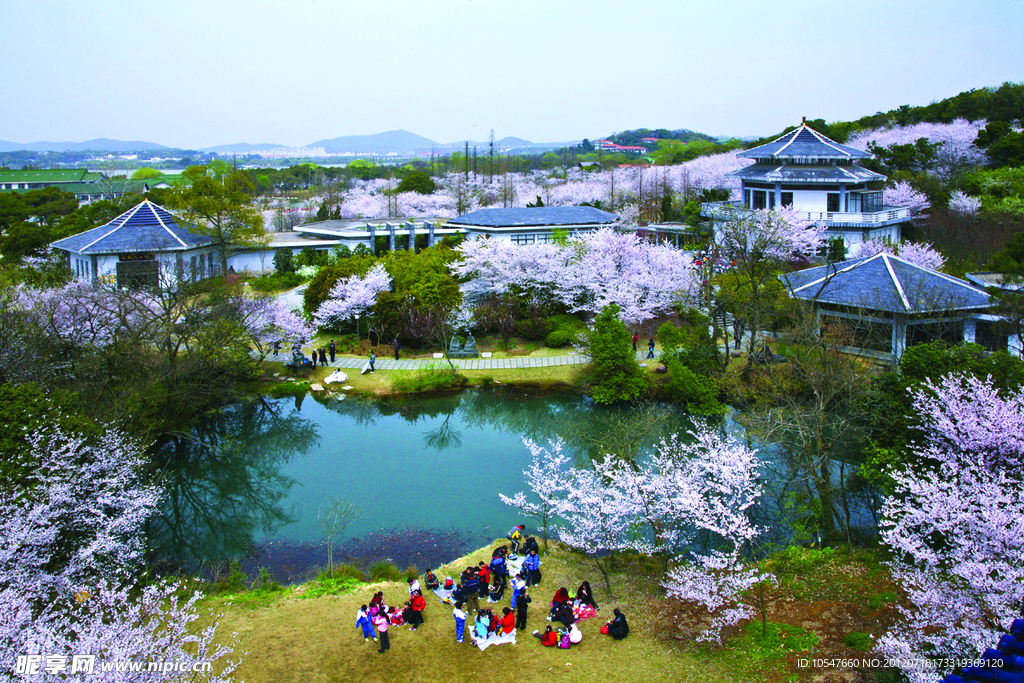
[147,395,319,573]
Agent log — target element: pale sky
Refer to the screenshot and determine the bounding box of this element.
[1,0,1022,149]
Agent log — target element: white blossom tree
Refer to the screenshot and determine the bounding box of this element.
[498,438,570,550]
[312,262,392,328]
[878,374,1024,683]
[0,428,237,681]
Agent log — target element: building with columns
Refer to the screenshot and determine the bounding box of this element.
[702,121,911,254]
[782,253,1005,361]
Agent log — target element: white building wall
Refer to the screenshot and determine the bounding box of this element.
[791,190,830,212]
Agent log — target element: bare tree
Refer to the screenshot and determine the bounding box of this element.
[317,497,362,575]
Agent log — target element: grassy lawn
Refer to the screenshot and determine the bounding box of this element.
[197,544,900,683]
[200,544,721,683]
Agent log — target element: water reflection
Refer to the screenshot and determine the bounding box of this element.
[148,387,868,580]
[147,396,320,570]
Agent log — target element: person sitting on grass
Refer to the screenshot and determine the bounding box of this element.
[604,608,629,640]
[424,569,440,591]
[474,611,490,641]
[576,580,598,610]
[533,624,558,646]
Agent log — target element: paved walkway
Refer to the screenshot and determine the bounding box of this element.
[265,349,662,371]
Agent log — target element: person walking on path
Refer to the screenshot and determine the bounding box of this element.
[453,602,467,643]
[372,609,391,652]
[310,348,318,368]
[632,333,639,352]
[318,346,327,366]
[329,340,336,363]
[369,351,376,373]
[393,338,401,360]
[647,336,655,359]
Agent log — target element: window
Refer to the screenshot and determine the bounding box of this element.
[827,193,840,212]
[752,190,767,210]
[768,192,775,209]
[743,189,751,209]
[781,192,793,207]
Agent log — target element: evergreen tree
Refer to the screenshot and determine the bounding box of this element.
[586,303,647,404]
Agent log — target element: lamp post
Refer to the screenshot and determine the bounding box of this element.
[354,313,360,341]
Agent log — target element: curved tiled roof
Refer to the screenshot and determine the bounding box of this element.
[784,253,990,314]
[728,162,885,184]
[739,124,871,161]
[448,206,618,228]
[51,200,214,254]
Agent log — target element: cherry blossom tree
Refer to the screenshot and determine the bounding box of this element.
[313,262,392,328]
[857,239,946,270]
[664,550,776,644]
[848,120,988,179]
[884,180,930,219]
[877,374,1024,683]
[454,229,698,327]
[498,438,570,550]
[948,190,981,215]
[0,428,237,681]
[554,464,636,594]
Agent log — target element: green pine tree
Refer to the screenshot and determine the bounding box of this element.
[587,303,648,404]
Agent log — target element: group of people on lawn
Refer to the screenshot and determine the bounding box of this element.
[355,524,629,654]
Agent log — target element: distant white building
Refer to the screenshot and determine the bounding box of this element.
[702,121,911,254]
[446,206,619,245]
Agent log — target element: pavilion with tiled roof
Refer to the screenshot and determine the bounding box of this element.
[783,253,994,360]
[702,121,912,255]
[51,199,219,287]
[447,206,618,245]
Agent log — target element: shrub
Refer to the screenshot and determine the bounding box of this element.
[547,314,585,332]
[405,565,419,581]
[369,561,404,583]
[545,328,577,348]
[249,271,304,292]
[318,563,366,583]
[391,363,467,393]
[664,359,725,415]
[843,631,873,652]
[516,317,550,340]
[302,576,362,599]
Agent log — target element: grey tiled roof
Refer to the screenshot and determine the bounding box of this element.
[740,125,871,161]
[729,162,885,183]
[448,206,618,228]
[51,200,214,254]
[784,254,990,314]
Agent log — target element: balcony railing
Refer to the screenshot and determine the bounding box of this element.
[701,201,911,226]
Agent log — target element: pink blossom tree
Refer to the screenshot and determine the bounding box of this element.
[878,374,1024,682]
[554,464,636,594]
[848,120,987,179]
[948,190,981,215]
[0,428,237,681]
[498,438,570,550]
[884,180,930,219]
[857,239,946,270]
[313,262,392,328]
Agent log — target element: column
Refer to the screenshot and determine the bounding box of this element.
[368,223,376,254]
[892,318,907,360]
[963,317,977,344]
[387,222,395,252]
[427,221,436,247]
[405,221,415,251]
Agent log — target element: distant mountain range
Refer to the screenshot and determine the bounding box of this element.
[0,130,580,156]
[0,138,170,153]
